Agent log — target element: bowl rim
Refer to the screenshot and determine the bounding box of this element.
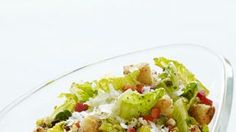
[0,44,233,132]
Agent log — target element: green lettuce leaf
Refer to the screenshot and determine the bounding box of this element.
[54,110,72,123]
[97,70,140,91]
[51,93,77,119]
[70,70,140,102]
[154,57,209,95]
[48,121,65,132]
[181,82,199,110]
[114,88,165,120]
[201,124,209,132]
[99,117,125,132]
[173,98,188,132]
[181,82,198,100]
[70,82,97,102]
[138,125,151,132]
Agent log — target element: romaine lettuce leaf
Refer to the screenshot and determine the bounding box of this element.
[138,125,151,132]
[181,82,199,110]
[154,57,209,95]
[181,82,198,100]
[47,121,65,132]
[173,98,188,132]
[70,70,140,103]
[70,82,97,102]
[51,93,78,119]
[114,88,165,120]
[201,124,209,132]
[99,70,140,90]
[99,117,125,132]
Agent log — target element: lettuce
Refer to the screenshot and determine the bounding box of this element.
[173,98,188,132]
[181,82,199,110]
[154,57,195,85]
[154,57,209,95]
[156,63,180,99]
[54,110,72,123]
[114,88,165,120]
[70,82,97,102]
[201,124,209,132]
[70,70,140,102]
[181,82,198,100]
[99,117,124,132]
[47,121,65,132]
[98,70,140,91]
[44,70,140,127]
[138,125,151,132]
[51,93,77,119]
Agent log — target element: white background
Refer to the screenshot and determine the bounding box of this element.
[0,0,235,131]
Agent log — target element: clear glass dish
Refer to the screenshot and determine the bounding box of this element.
[0,44,233,132]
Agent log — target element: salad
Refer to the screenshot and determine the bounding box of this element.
[34,57,215,132]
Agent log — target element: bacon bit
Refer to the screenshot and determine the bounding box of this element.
[143,115,154,121]
[136,84,144,94]
[75,103,89,112]
[75,121,80,128]
[151,107,160,119]
[197,91,213,106]
[127,127,136,132]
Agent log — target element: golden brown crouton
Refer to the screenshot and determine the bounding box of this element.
[137,64,153,85]
[189,125,201,132]
[189,104,215,125]
[155,95,174,117]
[79,116,101,132]
[123,63,154,85]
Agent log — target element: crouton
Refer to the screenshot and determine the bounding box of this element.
[189,104,215,125]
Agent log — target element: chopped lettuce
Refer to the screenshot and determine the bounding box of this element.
[54,110,72,122]
[114,88,165,120]
[181,82,199,110]
[138,125,151,132]
[154,57,209,94]
[201,124,209,132]
[47,121,65,132]
[70,70,140,102]
[70,82,97,102]
[186,116,198,126]
[156,63,180,99]
[100,70,140,90]
[36,117,52,128]
[99,117,124,132]
[51,93,78,119]
[181,82,198,100]
[173,98,188,132]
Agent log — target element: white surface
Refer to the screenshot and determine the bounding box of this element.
[0,0,235,131]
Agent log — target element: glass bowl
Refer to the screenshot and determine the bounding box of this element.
[0,44,233,132]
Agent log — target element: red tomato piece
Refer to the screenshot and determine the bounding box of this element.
[197,91,206,100]
[200,97,213,106]
[151,107,160,119]
[143,115,153,121]
[75,103,89,112]
[127,127,136,132]
[197,91,213,106]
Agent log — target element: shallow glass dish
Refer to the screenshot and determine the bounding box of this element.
[0,44,233,132]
